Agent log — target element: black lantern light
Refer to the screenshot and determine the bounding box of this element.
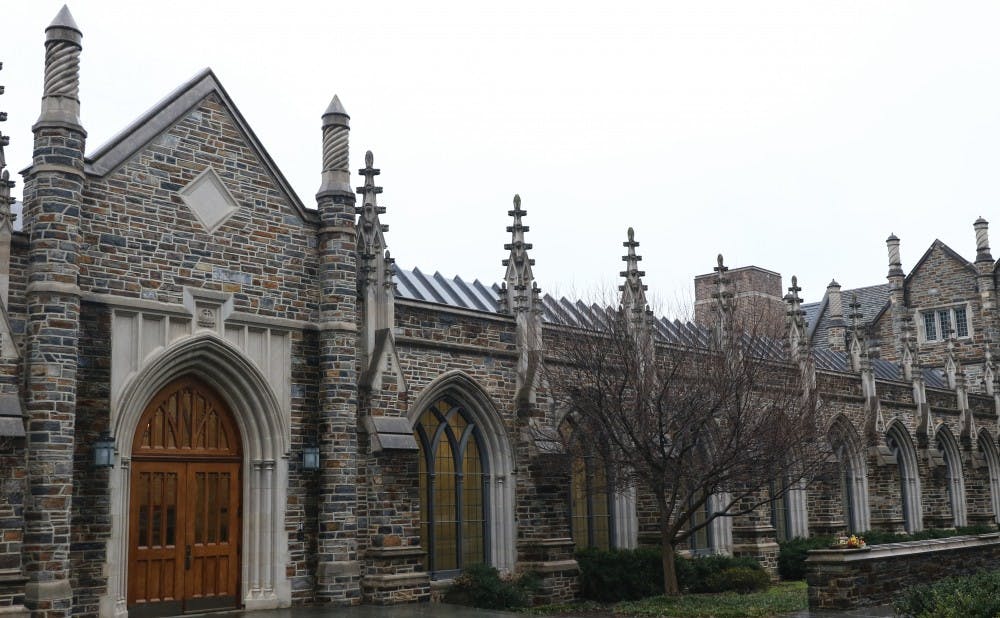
[92,430,115,468]
[302,439,320,472]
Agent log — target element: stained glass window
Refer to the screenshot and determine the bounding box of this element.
[570,455,612,550]
[415,397,488,575]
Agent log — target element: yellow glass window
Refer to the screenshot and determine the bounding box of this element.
[569,454,612,550]
[415,397,487,574]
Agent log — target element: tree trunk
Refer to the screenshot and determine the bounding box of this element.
[661,513,680,595]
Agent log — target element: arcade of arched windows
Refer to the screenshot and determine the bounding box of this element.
[409,376,1000,577]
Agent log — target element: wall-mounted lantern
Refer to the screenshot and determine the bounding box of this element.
[92,431,115,468]
[302,440,320,472]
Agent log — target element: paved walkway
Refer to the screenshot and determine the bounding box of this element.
[192,606,518,618]
[194,601,896,618]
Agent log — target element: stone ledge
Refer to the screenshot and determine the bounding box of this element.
[518,537,575,548]
[806,533,1000,562]
[361,572,430,588]
[519,559,580,574]
[365,546,426,559]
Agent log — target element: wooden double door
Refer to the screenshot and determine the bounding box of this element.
[128,377,242,617]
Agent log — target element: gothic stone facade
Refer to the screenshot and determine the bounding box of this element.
[3,8,1000,618]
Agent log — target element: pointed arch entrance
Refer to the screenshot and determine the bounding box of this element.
[102,333,290,617]
[127,376,242,617]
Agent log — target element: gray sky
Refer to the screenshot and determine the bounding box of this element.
[5,1,1000,313]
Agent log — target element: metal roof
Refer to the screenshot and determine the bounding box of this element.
[393,265,946,386]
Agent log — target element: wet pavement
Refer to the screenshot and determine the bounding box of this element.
[783,606,895,617]
[190,601,897,617]
[189,605,519,618]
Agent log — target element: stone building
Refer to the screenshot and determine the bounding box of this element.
[2,7,1000,618]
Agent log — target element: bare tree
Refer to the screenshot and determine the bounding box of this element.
[543,251,826,595]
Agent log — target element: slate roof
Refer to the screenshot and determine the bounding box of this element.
[803,283,891,349]
[394,266,946,387]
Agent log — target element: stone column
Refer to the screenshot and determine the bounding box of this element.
[20,7,85,617]
[974,218,998,359]
[886,234,906,362]
[826,280,846,352]
[315,95,361,604]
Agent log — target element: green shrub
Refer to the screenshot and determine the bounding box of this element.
[443,563,541,610]
[777,536,833,580]
[894,568,1000,617]
[704,566,771,593]
[680,555,765,593]
[575,547,662,602]
[576,547,766,601]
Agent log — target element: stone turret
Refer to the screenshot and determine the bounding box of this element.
[500,195,542,409]
[826,279,846,353]
[314,94,360,602]
[318,95,351,197]
[22,6,86,614]
[886,234,906,361]
[973,218,998,344]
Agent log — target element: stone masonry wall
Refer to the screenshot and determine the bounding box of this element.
[806,534,1000,610]
[904,245,983,370]
[71,303,112,616]
[78,94,319,321]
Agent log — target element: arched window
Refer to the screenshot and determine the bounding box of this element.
[887,423,922,533]
[770,480,790,542]
[978,430,1000,525]
[569,454,612,550]
[687,499,714,555]
[936,427,967,527]
[414,397,488,575]
[829,416,870,533]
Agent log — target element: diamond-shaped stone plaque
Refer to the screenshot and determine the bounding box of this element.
[178,167,239,233]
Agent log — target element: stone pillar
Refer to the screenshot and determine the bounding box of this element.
[729,490,779,577]
[974,218,998,351]
[826,280,846,353]
[886,234,906,362]
[314,95,361,604]
[20,7,85,617]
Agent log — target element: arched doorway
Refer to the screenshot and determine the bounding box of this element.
[127,376,242,617]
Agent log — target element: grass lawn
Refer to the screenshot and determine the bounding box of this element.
[524,581,808,617]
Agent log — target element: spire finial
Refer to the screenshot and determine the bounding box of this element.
[355,149,387,290]
[619,228,651,333]
[501,193,537,315]
[318,94,351,196]
[49,6,81,33]
[37,4,84,129]
[785,275,805,319]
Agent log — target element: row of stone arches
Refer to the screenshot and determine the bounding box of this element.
[830,414,1000,535]
[115,332,1000,614]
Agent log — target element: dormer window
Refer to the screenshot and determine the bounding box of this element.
[920,304,970,342]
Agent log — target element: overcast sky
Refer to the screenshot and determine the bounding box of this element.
[5,1,1000,314]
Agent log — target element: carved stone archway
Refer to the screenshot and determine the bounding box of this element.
[102,333,290,617]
